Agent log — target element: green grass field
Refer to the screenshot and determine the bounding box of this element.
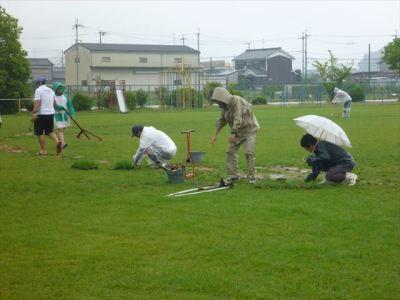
[1,104,399,299]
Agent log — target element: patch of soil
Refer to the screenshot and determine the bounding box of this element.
[0,144,26,153]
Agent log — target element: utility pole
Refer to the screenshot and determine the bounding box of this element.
[368,43,371,82]
[245,42,251,50]
[304,30,309,81]
[195,29,201,101]
[99,28,107,44]
[180,34,186,45]
[61,50,64,67]
[301,32,305,81]
[262,39,265,48]
[73,18,83,88]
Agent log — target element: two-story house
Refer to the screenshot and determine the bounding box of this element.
[64,43,200,89]
[233,47,295,88]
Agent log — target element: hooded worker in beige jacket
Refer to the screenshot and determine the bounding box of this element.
[211,87,260,183]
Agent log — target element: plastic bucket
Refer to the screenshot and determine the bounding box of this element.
[165,167,185,183]
[188,151,205,163]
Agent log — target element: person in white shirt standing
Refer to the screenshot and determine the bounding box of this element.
[332,87,352,119]
[32,77,62,156]
[131,124,177,169]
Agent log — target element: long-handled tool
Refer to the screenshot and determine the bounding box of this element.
[167,178,233,197]
[181,129,195,178]
[62,108,103,141]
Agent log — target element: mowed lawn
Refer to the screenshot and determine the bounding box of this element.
[0,103,399,299]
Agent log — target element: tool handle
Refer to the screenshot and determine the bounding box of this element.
[180,129,195,134]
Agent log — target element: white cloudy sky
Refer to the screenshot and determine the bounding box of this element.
[1,0,398,70]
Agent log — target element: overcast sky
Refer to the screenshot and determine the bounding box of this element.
[1,0,399,70]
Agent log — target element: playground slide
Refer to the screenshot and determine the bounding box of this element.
[115,89,128,113]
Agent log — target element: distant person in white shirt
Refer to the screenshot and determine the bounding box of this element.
[332,87,352,119]
[32,77,62,156]
[131,125,177,168]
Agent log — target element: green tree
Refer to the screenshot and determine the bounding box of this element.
[136,89,148,108]
[312,51,352,100]
[0,6,31,113]
[383,38,400,74]
[155,86,168,108]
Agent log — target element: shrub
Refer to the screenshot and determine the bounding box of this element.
[136,89,148,108]
[72,92,95,111]
[0,100,18,114]
[349,86,365,102]
[23,100,34,111]
[229,89,244,97]
[203,82,222,104]
[252,96,267,105]
[155,86,168,108]
[124,91,137,110]
[169,87,199,108]
[100,93,110,109]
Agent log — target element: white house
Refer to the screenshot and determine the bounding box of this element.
[64,43,200,89]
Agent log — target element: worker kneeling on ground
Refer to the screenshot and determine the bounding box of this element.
[211,87,260,184]
[300,133,357,185]
[131,124,177,169]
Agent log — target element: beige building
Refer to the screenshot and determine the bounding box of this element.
[28,58,54,83]
[64,43,200,89]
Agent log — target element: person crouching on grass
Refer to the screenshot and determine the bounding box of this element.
[53,82,75,149]
[300,133,358,185]
[131,124,177,169]
[32,77,62,156]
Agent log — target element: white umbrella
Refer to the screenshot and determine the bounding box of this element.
[294,115,352,147]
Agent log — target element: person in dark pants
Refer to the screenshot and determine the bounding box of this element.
[300,133,357,185]
[32,77,62,156]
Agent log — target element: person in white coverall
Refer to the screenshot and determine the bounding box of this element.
[332,87,352,119]
[131,124,177,168]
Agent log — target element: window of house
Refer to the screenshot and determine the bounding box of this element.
[102,57,111,63]
[139,57,148,63]
[174,58,182,64]
[81,80,88,86]
[174,79,182,86]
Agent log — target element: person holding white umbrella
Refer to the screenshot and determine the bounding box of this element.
[300,134,357,185]
[294,115,357,185]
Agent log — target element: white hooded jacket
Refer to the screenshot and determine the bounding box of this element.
[332,87,352,104]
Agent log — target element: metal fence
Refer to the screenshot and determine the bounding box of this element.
[64,81,400,106]
[1,81,399,113]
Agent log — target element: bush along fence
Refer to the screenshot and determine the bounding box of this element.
[0,81,399,114]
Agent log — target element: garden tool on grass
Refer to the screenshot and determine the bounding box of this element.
[181,129,195,178]
[62,108,103,141]
[167,178,233,197]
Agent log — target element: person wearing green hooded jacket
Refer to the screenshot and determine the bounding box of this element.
[53,82,75,149]
[211,87,260,184]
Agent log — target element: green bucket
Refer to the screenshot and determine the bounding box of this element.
[165,167,185,183]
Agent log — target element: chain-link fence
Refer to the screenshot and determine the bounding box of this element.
[1,81,399,114]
